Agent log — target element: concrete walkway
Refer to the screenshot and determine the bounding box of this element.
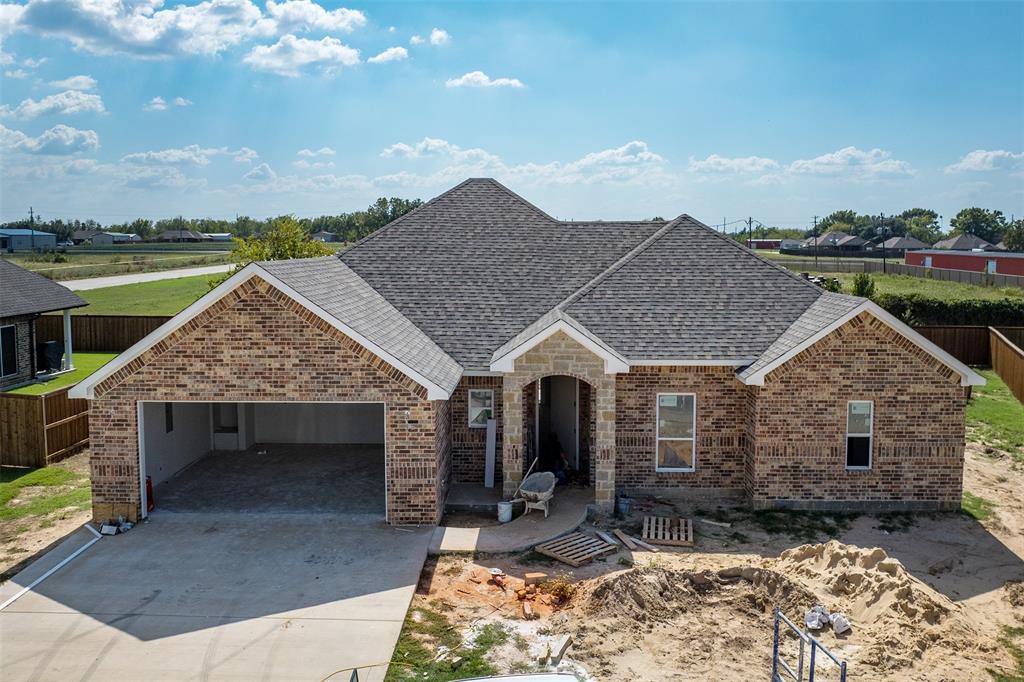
[430,488,592,554]
[60,263,233,290]
[0,513,430,682]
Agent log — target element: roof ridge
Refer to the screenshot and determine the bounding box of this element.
[478,178,559,223]
[681,215,825,295]
[555,216,687,311]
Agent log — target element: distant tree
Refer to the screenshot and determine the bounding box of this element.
[1002,219,1024,252]
[949,208,1006,244]
[899,208,941,244]
[208,216,333,289]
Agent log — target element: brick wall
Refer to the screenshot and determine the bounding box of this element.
[0,315,35,389]
[88,276,442,525]
[748,312,967,511]
[615,366,747,493]
[433,398,452,522]
[449,376,503,484]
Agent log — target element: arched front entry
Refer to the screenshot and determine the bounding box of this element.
[500,331,616,510]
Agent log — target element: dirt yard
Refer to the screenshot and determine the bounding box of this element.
[0,451,92,582]
[394,442,1024,681]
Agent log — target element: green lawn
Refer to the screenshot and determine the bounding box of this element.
[967,369,1024,460]
[0,463,91,522]
[6,352,118,395]
[802,271,1022,302]
[4,252,231,280]
[71,274,212,316]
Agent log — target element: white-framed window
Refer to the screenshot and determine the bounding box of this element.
[656,393,696,472]
[468,389,494,428]
[923,256,932,268]
[846,400,873,470]
[0,324,17,378]
[986,259,997,274]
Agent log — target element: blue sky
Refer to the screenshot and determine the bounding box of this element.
[1,0,1021,229]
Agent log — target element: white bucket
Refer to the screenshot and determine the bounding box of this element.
[497,501,513,523]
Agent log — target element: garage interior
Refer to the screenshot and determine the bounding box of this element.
[139,401,386,516]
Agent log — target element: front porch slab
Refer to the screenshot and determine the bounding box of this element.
[429,488,592,554]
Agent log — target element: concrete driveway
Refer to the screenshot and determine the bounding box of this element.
[0,513,431,681]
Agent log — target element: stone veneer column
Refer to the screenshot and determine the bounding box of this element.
[594,376,616,511]
[502,376,524,497]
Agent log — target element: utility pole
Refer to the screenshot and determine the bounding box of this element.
[747,217,753,249]
[812,216,819,271]
[879,212,888,274]
[29,206,35,251]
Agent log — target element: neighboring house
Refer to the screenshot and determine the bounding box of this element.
[71,179,983,526]
[880,236,931,254]
[158,230,209,242]
[311,231,339,242]
[747,239,781,250]
[932,233,995,251]
[0,229,57,252]
[801,231,869,252]
[91,232,141,245]
[72,229,104,245]
[0,260,88,390]
[203,233,233,242]
[907,249,1024,276]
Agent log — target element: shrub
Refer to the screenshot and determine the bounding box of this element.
[873,293,1024,326]
[851,273,875,298]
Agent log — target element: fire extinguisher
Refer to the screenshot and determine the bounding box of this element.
[146,475,155,512]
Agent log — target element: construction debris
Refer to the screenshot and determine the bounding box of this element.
[534,532,616,567]
[642,515,694,547]
[524,571,547,585]
[595,530,620,546]
[549,634,573,665]
[612,528,637,550]
[804,604,831,630]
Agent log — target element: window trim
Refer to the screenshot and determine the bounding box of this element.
[0,324,17,378]
[467,388,494,429]
[655,392,697,473]
[845,400,873,470]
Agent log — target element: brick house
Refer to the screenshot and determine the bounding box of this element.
[72,179,983,525]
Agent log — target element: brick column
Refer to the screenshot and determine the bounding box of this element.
[502,377,523,497]
[594,377,616,510]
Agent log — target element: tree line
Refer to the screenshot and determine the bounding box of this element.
[0,197,423,244]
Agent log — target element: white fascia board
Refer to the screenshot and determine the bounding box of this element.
[630,359,755,367]
[70,264,455,401]
[740,301,984,387]
[490,319,630,374]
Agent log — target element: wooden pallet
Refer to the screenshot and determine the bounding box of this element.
[642,515,694,547]
[534,532,617,567]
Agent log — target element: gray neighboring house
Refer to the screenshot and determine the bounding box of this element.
[881,236,931,254]
[311,231,338,242]
[0,260,88,390]
[933,233,995,251]
[91,232,141,245]
[0,229,57,252]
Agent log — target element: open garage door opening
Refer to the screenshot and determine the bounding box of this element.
[138,402,386,518]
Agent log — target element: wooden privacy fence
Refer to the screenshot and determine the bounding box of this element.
[0,385,89,468]
[777,259,1024,288]
[990,328,1024,404]
[37,314,170,352]
[914,326,1024,366]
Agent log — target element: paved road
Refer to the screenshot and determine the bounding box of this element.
[0,515,431,681]
[59,264,234,291]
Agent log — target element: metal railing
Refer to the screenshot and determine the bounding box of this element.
[772,608,847,682]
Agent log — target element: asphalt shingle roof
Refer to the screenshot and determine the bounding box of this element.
[259,257,462,394]
[0,259,87,318]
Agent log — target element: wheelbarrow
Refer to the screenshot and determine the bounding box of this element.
[514,471,557,518]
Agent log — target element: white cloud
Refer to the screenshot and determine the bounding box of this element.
[143,96,168,111]
[297,146,335,157]
[244,34,359,77]
[429,28,449,45]
[944,149,1024,173]
[4,68,28,78]
[367,46,407,64]
[787,146,912,179]
[387,25,395,33]
[8,0,363,59]
[0,49,13,65]
[122,144,256,166]
[445,71,524,89]
[22,56,45,67]
[261,0,365,34]
[0,90,106,118]
[409,34,424,45]
[293,159,334,169]
[688,154,779,174]
[1,122,99,154]
[49,75,98,90]
[244,162,276,181]
[173,96,193,107]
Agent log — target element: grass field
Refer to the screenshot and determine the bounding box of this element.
[3,251,232,280]
[967,369,1024,461]
[71,274,212,316]
[6,352,118,395]
[0,461,91,523]
[802,272,1022,301]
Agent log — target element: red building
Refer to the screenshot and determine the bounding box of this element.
[906,250,1024,276]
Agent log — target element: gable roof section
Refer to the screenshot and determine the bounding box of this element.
[71,261,461,400]
[489,308,629,373]
[339,178,667,370]
[563,216,825,362]
[0,259,87,318]
[933,233,994,250]
[738,292,984,387]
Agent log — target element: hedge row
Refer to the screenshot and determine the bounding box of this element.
[873,293,1024,327]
